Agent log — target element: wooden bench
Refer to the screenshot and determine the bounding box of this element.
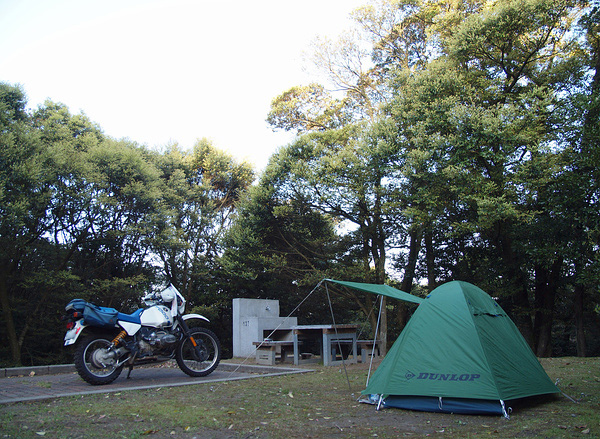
[329,339,356,363]
[358,340,381,363]
[252,340,294,365]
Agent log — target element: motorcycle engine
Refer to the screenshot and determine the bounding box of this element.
[138,328,177,354]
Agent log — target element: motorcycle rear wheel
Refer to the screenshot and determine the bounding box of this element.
[176,327,221,377]
[74,333,123,385]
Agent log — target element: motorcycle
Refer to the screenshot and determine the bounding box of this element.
[63,284,221,385]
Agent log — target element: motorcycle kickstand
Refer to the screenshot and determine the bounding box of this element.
[126,353,138,379]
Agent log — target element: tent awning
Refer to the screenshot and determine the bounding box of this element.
[325,279,424,304]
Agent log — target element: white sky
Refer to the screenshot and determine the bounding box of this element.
[0,0,366,173]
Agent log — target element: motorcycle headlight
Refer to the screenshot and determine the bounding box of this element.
[160,286,177,303]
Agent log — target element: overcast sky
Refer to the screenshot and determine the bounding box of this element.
[0,0,366,172]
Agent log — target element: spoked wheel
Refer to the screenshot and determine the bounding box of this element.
[74,334,123,385]
[176,327,221,377]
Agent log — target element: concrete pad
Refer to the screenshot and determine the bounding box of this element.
[0,362,311,404]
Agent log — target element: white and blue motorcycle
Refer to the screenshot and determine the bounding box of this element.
[63,285,221,385]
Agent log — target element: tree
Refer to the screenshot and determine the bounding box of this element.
[554,3,600,356]
[222,182,351,324]
[151,140,254,306]
[381,0,589,354]
[267,84,351,133]
[254,120,425,350]
[0,83,49,365]
[0,92,163,365]
[0,96,110,365]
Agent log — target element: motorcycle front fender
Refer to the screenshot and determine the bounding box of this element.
[182,313,210,323]
[64,320,86,346]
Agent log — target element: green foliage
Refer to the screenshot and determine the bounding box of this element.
[149,139,254,304]
[222,182,351,324]
[259,0,598,355]
[0,86,254,366]
[0,0,598,365]
[267,83,351,133]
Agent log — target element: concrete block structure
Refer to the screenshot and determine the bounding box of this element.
[232,298,297,357]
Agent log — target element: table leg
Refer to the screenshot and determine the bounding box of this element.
[323,332,330,366]
[293,333,300,366]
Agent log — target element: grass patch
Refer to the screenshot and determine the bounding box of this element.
[0,357,598,438]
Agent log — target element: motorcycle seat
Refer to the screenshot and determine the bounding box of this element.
[117,309,144,324]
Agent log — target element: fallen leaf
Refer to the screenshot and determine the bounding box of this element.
[35,432,45,436]
[582,429,590,434]
[288,391,294,398]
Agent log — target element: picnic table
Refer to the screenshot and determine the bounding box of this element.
[292,324,358,366]
[357,339,381,363]
[252,324,362,366]
[252,340,294,365]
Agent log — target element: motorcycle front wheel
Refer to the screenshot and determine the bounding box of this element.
[74,333,123,385]
[176,327,221,377]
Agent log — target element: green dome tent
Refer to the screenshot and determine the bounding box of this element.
[327,279,559,416]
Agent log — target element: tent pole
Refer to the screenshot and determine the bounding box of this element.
[325,282,352,392]
[366,294,384,386]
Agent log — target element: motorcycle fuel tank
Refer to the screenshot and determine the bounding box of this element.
[140,305,173,328]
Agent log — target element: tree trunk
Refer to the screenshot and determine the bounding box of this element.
[396,227,422,331]
[379,297,388,355]
[574,283,587,357]
[370,211,388,354]
[497,228,534,346]
[424,229,436,291]
[0,269,21,365]
[373,240,387,355]
[400,227,422,294]
[533,258,561,357]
